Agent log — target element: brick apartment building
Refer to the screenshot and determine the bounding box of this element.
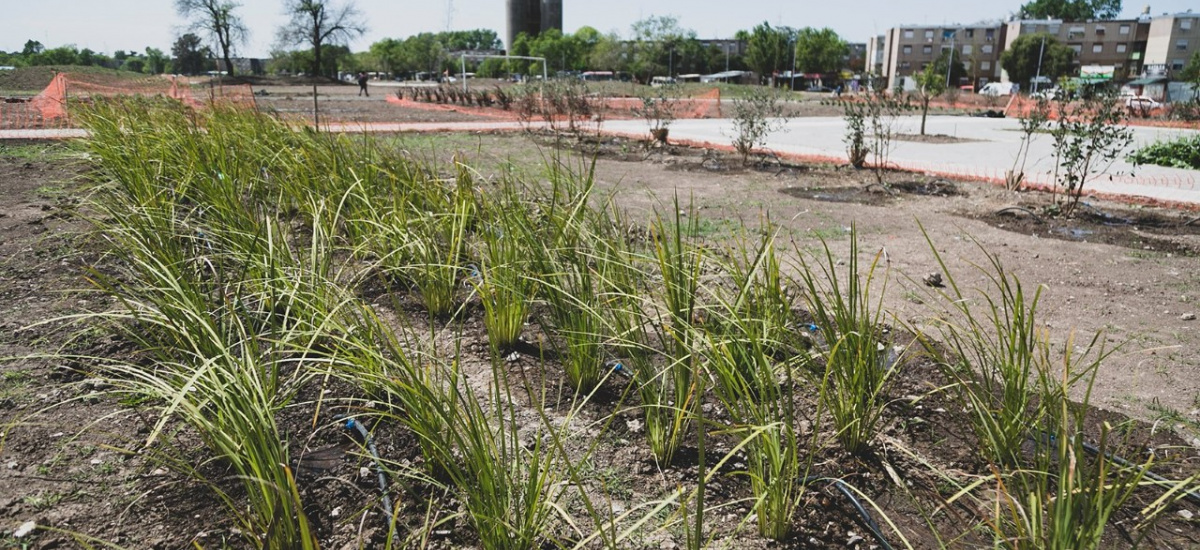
[867,9,1199,92]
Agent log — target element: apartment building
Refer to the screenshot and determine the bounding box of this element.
[1143,11,1199,76]
[1002,17,1150,81]
[879,24,1005,90]
[865,35,886,77]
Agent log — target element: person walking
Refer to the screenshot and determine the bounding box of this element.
[357,71,369,97]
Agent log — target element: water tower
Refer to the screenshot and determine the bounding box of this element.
[506,0,562,50]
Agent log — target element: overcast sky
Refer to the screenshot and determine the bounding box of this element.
[3,0,1196,57]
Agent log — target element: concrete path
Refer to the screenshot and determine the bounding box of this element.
[603,115,1200,207]
[5,114,1199,206]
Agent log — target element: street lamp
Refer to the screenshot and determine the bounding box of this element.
[1032,34,1047,93]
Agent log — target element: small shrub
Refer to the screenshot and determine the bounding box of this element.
[728,87,790,164]
[1048,92,1133,216]
[1128,134,1200,170]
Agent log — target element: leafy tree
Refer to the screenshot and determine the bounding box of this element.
[1182,50,1200,85]
[172,33,211,75]
[369,37,403,76]
[144,47,169,74]
[743,22,794,84]
[527,29,586,73]
[1019,0,1121,20]
[1000,33,1073,90]
[439,29,501,51]
[22,40,44,56]
[588,32,627,72]
[277,0,366,78]
[629,15,694,82]
[793,27,847,74]
[932,49,968,86]
[175,0,247,76]
[122,57,146,73]
[400,32,446,75]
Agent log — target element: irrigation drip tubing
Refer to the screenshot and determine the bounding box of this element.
[1038,431,1200,506]
[803,476,895,550]
[338,416,397,527]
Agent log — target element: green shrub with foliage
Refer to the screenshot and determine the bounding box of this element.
[1128,134,1200,170]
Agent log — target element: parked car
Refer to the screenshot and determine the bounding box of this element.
[979,82,1018,96]
[1030,87,1063,100]
[1124,96,1162,113]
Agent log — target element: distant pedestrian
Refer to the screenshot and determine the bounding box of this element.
[357,72,369,97]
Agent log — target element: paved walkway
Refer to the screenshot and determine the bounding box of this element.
[603,115,1200,207]
[5,114,1199,206]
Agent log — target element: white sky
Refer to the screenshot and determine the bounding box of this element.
[2,0,1196,57]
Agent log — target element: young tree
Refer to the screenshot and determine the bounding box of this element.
[1000,33,1073,90]
[277,0,366,78]
[793,27,848,75]
[175,0,247,76]
[1019,0,1121,20]
[172,33,210,75]
[914,63,946,135]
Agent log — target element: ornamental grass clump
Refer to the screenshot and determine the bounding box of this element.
[706,228,814,540]
[798,226,898,455]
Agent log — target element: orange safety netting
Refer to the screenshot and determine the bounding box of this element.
[0,73,256,130]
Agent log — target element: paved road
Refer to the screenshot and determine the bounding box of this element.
[603,115,1200,207]
[5,114,1199,206]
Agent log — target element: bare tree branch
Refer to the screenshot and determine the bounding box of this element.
[175,0,248,76]
[277,0,367,78]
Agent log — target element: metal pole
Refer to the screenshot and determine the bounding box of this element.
[461,53,467,93]
[1033,34,1046,93]
[945,33,955,89]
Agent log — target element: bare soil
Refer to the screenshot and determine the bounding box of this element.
[2,127,1200,549]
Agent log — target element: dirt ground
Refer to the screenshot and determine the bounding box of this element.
[2,103,1200,548]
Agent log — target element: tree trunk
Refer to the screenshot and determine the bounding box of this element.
[920,98,929,135]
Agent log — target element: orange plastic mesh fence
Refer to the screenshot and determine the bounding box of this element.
[0,73,256,130]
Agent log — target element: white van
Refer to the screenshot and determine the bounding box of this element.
[979,82,1018,96]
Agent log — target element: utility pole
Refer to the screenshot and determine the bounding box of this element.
[1032,34,1047,93]
[944,30,956,89]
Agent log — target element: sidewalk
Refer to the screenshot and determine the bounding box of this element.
[602,115,1200,207]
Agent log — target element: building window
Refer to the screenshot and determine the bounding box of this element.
[900,61,911,69]
[1117,43,1127,53]
[902,45,912,54]
[922,45,932,54]
[981,44,993,53]
[925,30,934,40]
[1095,25,1106,36]
[1092,43,1103,53]
[1172,59,1185,70]
[962,44,973,54]
[1068,25,1085,39]
[1119,24,1130,34]
[1182,19,1193,31]
[1178,39,1190,50]
[1049,24,1061,34]
[986,29,995,41]
[1070,44,1083,54]
[904,29,914,39]
[981,61,991,70]
[966,29,975,38]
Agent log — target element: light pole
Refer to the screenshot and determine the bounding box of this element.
[944,29,956,89]
[1032,34,1047,93]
